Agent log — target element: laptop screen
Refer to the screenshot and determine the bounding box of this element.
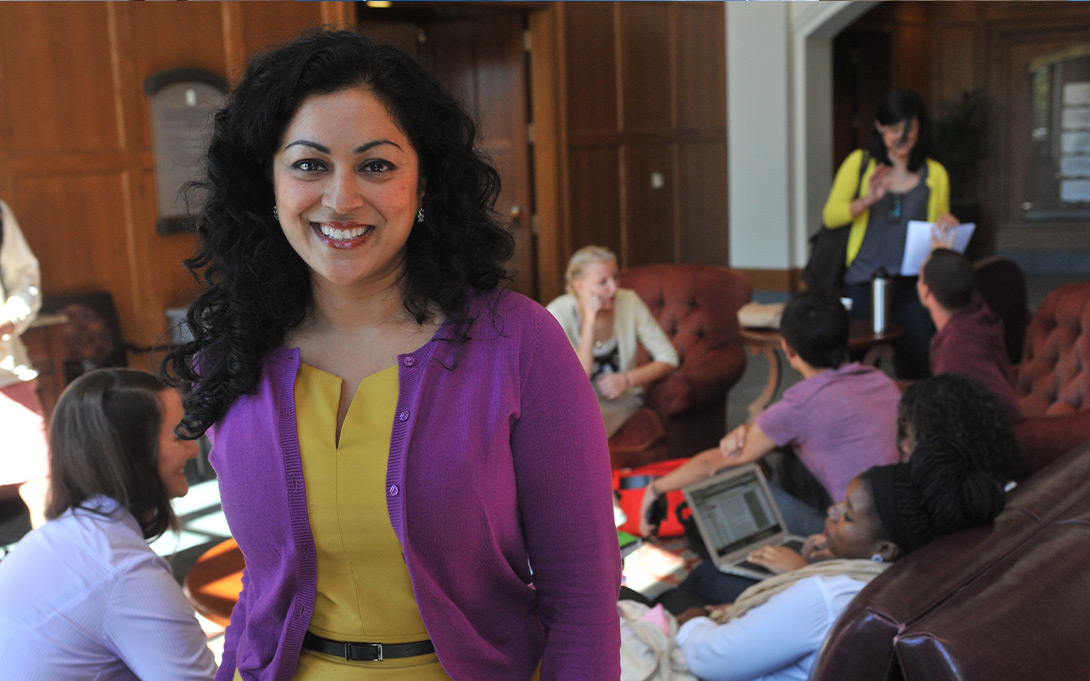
[686,469,784,558]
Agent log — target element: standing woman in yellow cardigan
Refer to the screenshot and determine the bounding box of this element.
[823,88,958,379]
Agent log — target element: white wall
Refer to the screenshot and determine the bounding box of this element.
[726,1,792,270]
[726,1,877,275]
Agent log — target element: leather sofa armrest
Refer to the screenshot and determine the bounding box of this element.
[1013,411,1090,479]
[645,343,747,417]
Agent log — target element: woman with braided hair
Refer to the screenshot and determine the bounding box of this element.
[659,439,1006,681]
[896,372,1020,484]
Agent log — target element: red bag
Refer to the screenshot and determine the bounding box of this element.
[612,458,689,538]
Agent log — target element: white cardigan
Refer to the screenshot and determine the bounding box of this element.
[545,288,679,393]
[0,199,42,390]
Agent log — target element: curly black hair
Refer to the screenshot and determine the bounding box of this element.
[162,29,514,438]
[897,373,1020,482]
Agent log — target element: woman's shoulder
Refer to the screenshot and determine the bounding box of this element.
[844,148,871,170]
[544,291,576,315]
[465,286,560,337]
[767,573,869,611]
[926,157,950,182]
[614,288,646,311]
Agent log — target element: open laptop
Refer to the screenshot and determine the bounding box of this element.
[682,463,807,581]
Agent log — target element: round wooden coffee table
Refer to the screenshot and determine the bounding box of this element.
[183,537,244,627]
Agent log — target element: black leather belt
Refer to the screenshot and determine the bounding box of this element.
[302,631,435,662]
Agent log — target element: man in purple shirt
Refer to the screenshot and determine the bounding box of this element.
[640,291,902,537]
[638,291,902,606]
[918,249,1022,424]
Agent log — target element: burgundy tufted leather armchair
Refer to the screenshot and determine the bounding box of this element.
[607,263,751,469]
[1011,281,1090,476]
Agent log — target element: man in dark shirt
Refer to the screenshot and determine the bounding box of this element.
[918,249,1022,424]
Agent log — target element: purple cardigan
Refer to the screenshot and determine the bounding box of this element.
[209,289,622,681]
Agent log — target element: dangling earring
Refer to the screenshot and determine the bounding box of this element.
[871,553,884,563]
[416,207,425,224]
[273,206,279,222]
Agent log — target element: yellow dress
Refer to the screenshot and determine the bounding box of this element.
[292,363,449,680]
[233,362,540,680]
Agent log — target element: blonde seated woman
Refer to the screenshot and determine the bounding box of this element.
[546,246,679,438]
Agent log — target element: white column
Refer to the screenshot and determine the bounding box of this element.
[726,1,793,271]
[726,1,877,276]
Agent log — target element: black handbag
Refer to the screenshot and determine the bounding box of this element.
[801,152,869,294]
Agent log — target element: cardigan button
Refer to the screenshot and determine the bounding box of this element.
[388,484,400,497]
[398,411,409,421]
[403,356,415,367]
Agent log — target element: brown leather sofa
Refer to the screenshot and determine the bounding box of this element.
[607,263,751,469]
[1011,281,1090,476]
[811,438,1090,681]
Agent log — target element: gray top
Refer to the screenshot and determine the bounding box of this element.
[845,164,930,284]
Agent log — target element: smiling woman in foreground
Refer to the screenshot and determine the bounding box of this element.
[163,29,620,681]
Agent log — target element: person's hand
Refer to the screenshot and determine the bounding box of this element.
[747,545,808,574]
[576,287,604,321]
[866,164,892,206]
[595,372,629,400]
[676,607,711,626]
[638,484,660,538]
[931,213,960,249]
[719,424,749,458]
[801,533,834,562]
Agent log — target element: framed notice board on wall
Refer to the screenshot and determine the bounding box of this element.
[145,68,229,234]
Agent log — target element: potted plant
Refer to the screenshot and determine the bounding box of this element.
[931,89,991,257]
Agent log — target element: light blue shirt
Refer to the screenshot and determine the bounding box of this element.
[0,496,216,681]
[676,574,865,681]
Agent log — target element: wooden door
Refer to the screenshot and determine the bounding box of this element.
[423,14,536,299]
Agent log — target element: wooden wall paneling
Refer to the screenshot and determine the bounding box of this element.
[624,142,676,267]
[320,1,356,31]
[568,145,622,269]
[563,2,618,135]
[678,140,728,266]
[676,3,725,133]
[529,5,566,303]
[618,2,675,132]
[235,1,334,76]
[14,172,132,299]
[0,4,121,154]
[129,1,229,154]
[426,13,536,299]
[676,2,726,267]
[887,3,930,100]
[933,23,979,106]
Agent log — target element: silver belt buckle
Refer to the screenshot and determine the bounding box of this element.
[344,642,383,661]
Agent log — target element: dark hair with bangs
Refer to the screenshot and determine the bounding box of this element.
[868,88,932,173]
[45,368,176,540]
[162,29,513,438]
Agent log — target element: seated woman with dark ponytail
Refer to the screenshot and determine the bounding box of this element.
[668,440,1006,681]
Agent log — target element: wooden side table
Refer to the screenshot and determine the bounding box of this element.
[184,537,244,627]
[21,313,68,420]
[741,321,904,418]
